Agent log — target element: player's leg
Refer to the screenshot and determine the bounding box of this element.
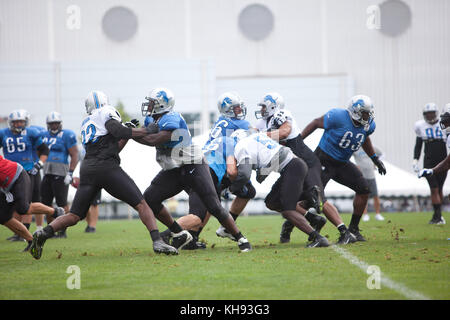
[334,162,370,241]
[85,190,101,233]
[183,162,252,252]
[32,172,44,231]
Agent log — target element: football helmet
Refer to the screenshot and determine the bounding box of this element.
[46,111,63,134]
[255,92,284,119]
[423,103,439,124]
[142,87,175,117]
[85,91,109,115]
[230,129,250,144]
[217,92,246,120]
[8,109,29,133]
[439,103,450,133]
[347,95,374,127]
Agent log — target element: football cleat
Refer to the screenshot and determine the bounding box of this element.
[53,230,67,239]
[362,214,370,222]
[237,237,252,252]
[306,234,330,248]
[84,226,96,233]
[153,239,178,255]
[216,226,237,241]
[429,217,446,225]
[349,227,366,242]
[170,230,193,250]
[280,220,294,243]
[307,210,327,241]
[30,230,48,259]
[336,230,357,245]
[182,240,207,250]
[54,207,66,218]
[375,214,385,221]
[9,234,26,242]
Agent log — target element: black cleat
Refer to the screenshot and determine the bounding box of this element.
[306,209,327,241]
[310,185,324,214]
[429,217,446,225]
[153,239,178,255]
[349,227,366,242]
[84,226,96,233]
[170,230,193,250]
[306,234,330,248]
[9,234,26,242]
[6,234,17,241]
[280,220,294,243]
[237,237,252,252]
[182,240,207,250]
[30,230,47,259]
[336,230,357,245]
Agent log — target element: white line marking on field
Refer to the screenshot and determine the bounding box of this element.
[331,245,431,300]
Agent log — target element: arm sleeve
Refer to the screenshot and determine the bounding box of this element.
[230,161,252,192]
[413,136,423,160]
[105,119,132,139]
[37,143,50,156]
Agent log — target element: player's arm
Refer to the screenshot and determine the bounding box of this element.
[36,143,49,163]
[419,154,450,178]
[362,136,386,175]
[133,129,172,146]
[266,121,292,141]
[67,145,78,172]
[226,155,238,181]
[301,115,325,139]
[105,119,152,140]
[229,158,252,193]
[412,137,423,172]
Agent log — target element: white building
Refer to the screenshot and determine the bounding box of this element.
[0,0,449,172]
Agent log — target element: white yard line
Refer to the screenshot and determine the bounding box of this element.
[331,245,431,300]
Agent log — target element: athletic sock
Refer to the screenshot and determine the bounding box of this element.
[432,204,442,220]
[150,230,161,242]
[168,221,183,234]
[42,225,55,239]
[230,212,239,221]
[349,214,362,230]
[337,223,347,234]
[308,230,319,240]
[23,223,30,230]
[232,231,243,241]
[160,229,171,238]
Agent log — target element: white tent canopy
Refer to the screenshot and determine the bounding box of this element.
[69,130,450,202]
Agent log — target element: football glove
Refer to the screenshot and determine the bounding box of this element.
[146,122,159,134]
[412,159,420,173]
[272,111,287,129]
[418,169,433,178]
[256,168,268,183]
[125,119,140,128]
[370,155,386,175]
[64,170,73,185]
[28,160,43,176]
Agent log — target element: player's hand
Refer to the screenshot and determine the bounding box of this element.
[146,122,159,134]
[28,160,43,176]
[256,168,268,183]
[418,169,433,178]
[64,171,73,185]
[220,188,230,200]
[371,156,386,175]
[125,119,140,128]
[412,159,420,173]
[71,177,80,189]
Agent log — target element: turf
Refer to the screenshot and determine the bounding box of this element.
[0,212,448,300]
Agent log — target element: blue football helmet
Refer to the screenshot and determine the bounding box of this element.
[347,95,374,127]
[217,92,246,120]
[142,87,175,116]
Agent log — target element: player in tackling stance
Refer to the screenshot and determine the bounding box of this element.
[30,91,178,259]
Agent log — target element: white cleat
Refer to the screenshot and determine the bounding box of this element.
[216,226,237,241]
[362,214,370,222]
[375,214,385,221]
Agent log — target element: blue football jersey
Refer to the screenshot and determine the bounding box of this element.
[41,129,77,164]
[29,125,46,162]
[203,116,250,150]
[204,136,236,186]
[318,108,376,162]
[0,127,44,171]
[144,111,192,148]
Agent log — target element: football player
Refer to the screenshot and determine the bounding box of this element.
[300,95,386,242]
[255,93,353,245]
[135,87,252,252]
[413,103,447,224]
[229,129,329,247]
[0,154,65,252]
[40,111,79,238]
[418,103,450,225]
[0,109,50,241]
[29,91,178,259]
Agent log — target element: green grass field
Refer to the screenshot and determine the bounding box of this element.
[0,212,448,300]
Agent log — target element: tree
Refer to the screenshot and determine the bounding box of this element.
[115,100,131,123]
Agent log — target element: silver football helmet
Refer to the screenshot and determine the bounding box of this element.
[255,92,284,120]
[85,91,109,115]
[46,111,63,134]
[142,87,175,116]
[8,109,29,133]
[217,92,246,120]
[347,95,374,127]
[423,102,439,125]
[439,103,450,133]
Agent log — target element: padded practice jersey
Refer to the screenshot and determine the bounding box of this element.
[203,116,250,150]
[414,119,447,167]
[42,129,77,176]
[203,136,236,186]
[0,155,22,192]
[255,109,300,142]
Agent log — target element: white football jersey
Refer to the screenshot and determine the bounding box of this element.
[80,105,122,145]
[255,109,300,141]
[234,132,293,173]
[414,119,445,142]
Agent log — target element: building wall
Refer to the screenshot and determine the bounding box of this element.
[0,0,449,171]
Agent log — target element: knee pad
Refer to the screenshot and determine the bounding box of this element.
[233,182,256,199]
[16,203,30,215]
[265,196,282,212]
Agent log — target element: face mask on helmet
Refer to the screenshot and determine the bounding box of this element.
[217,92,246,120]
[8,110,28,133]
[255,93,283,120]
[440,112,450,133]
[85,91,109,115]
[46,111,63,134]
[347,95,374,127]
[422,103,439,124]
[142,88,175,117]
